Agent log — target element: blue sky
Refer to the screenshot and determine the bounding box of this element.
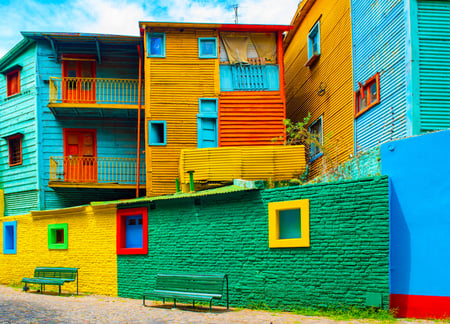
[0,0,299,57]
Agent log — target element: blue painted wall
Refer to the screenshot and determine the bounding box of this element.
[351,0,409,151]
[35,40,145,210]
[0,43,39,216]
[381,129,450,297]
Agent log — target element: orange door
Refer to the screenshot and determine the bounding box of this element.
[62,58,96,103]
[64,129,97,182]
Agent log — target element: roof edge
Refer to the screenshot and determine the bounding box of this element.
[0,38,33,71]
[284,0,317,50]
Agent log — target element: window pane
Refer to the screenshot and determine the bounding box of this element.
[150,37,163,55]
[56,229,65,244]
[370,82,378,104]
[9,136,21,165]
[359,92,368,111]
[201,40,215,56]
[279,209,302,239]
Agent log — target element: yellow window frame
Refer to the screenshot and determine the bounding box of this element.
[268,199,310,248]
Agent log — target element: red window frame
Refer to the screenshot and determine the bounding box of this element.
[8,134,22,167]
[116,207,148,255]
[6,69,20,97]
[354,72,380,118]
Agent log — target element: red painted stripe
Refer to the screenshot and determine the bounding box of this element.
[390,294,450,319]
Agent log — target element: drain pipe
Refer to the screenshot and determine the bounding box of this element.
[136,44,143,198]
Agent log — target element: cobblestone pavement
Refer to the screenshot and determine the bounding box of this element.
[0,285,442,324]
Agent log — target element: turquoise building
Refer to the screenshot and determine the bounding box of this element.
[0,32,145,216]
[352,0,450,151]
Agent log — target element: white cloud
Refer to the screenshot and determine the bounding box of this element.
[239,0,299,25]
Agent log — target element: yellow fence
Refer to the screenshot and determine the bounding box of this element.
[49,77,143,105]
[179,145,306,185]
[50,156,145,185]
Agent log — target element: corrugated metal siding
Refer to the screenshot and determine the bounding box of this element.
[0,43,39,215]
[352,0,408,151]
[145,28,219,196]
[179,146,306,184]
[416,0,450,133]
[219,91,285,146]
[36,40,145,210]
[4,190,39,216]
[284,0,353,178]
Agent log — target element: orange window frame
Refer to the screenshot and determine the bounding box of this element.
[354,72,380,118]
[6,69,20,97]
[8,134,22,167]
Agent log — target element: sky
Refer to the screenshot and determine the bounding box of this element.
[0,0,300,57]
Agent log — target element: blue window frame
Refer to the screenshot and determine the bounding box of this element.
[147,33,165,57]
[308,21,320,59]
[149,121,167,146]
[198,98,218,148]
[309,116,323,161]
[198,38,218,58]
[3,221,17,254]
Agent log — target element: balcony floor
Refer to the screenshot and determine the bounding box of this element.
[49,181,146,190]
[48,103,143,119]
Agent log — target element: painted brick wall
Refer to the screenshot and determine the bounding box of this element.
[118,176,390,309]
[0,205,117,295]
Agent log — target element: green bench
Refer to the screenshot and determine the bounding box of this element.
[22,267,79,296]
[143,273,229,311]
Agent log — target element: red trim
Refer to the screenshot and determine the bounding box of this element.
[116,207,148,255]
[6,69,20,97]
[354,72,380,119]
[219,24,293,32]
[7,134,22,167]
[390,294,450,319]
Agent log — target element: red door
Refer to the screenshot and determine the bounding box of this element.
[62,57,96,103]
[64,129,97,182]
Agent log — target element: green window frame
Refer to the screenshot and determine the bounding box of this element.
[48,223,68,249]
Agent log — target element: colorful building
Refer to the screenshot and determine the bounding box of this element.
[284,0,354,178]
[352,0,450,151]
[139,22,304,196]
[0,32,145,216]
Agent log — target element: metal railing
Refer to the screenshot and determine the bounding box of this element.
[49,77,144,105]
[50,156,145,185]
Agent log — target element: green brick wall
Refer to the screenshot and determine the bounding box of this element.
[118,176,389,309]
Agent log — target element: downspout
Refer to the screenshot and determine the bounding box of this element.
[136,44,143,198]
[277,31,287,144]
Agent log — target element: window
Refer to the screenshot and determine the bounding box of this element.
[3,221,17,254]
[198,38,218,58]
[268,199,310,248]
[354,73,380,118]
[48,223,68,249]
[7,134,23,167]
[6,69,20,96]
[305,21,320,67]
[198,98,218,148]
[117,207,148,255]
[149,121,166,146]
[309,116,323,161]
[147,33,165,57]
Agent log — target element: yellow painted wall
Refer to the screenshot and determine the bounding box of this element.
[0,190,4,217]
[179,145,306,187]
[284,0,353,178]
[144,27,220,196]
[0,204,117,295]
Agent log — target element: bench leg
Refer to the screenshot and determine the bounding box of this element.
[174,299,176,309]
[41,284,43,294]
[143,295,145,306]
[193,300,195,308]
[209,300,212,312]
[163,297,165,304]
[59,285,61,296]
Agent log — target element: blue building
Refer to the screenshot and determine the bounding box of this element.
[352,0,450,151]
[0,32,145,216]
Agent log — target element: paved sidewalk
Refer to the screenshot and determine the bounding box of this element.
[0,285,440,324]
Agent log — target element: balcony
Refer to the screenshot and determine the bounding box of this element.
[179,145,305,191]
[219,64,280,91]
[48,77,144,118]
[49,156,145,189]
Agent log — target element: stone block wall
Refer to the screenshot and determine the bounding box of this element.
[118,176,390,309]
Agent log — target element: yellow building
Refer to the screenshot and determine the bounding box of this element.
[284,0,353,178]
[140,22,298,196]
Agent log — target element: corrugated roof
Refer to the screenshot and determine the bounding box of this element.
[139,22,293,32]
[91,185,258,207]
[21,31,141,44]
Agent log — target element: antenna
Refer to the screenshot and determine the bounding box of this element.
[233,4,239,24]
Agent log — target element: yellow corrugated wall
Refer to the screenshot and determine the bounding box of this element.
[284,0,353,178]
[179,146,306,185]
[0,205,118,295]
[0,190,4,217]
[144,28,219,196]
